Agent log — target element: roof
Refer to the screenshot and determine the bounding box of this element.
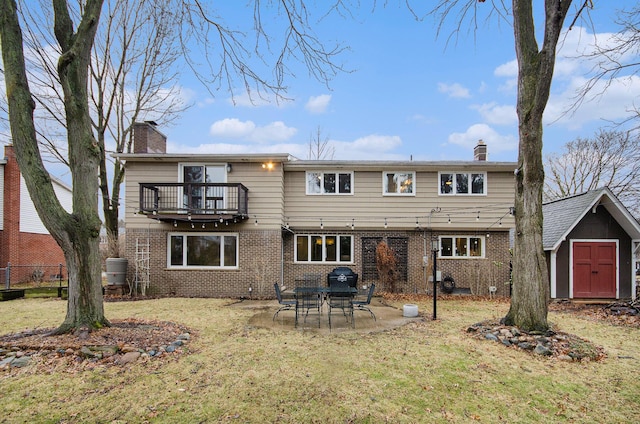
[542,187,640,251]
[114,152,517,171]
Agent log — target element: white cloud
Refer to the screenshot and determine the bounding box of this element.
[168,133,406,160]
[494,59,517,78]
[447,124,517,155]
[249,121,298,143]
[209,118,256,138]
[305,94,332,114]
[438,82,471,99]
[545,75,640,130]
[208,118,297,143]
[472,102,517,126]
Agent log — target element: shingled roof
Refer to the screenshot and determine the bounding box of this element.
[542,187,640,251]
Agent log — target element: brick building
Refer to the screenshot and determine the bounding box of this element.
[0,145,72,283]
[117,125,516,298]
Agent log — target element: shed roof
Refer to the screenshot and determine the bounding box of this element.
[542,187,640,251]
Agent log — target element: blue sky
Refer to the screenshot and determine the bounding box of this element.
[159,1,640,163]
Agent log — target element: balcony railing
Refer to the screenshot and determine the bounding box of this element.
[139,183,249,222]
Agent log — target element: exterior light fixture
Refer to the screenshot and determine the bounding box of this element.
[384,218,388,229]
[226,164,232,173]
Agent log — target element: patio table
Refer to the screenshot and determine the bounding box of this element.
[293,286,357,328]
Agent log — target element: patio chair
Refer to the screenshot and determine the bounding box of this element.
[327,282,355,330]
[352,284,376,321]
[295,287,322,328]
[273,283,296,321]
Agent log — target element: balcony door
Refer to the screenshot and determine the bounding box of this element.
[181,164,227,213]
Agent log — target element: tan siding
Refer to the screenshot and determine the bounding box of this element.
[284,170,515,230]
[228,162,284,228]
[124,160,285,230]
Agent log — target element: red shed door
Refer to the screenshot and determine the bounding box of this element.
[573,242,617,298]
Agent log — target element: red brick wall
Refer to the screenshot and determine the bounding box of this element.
[1,145,66,282]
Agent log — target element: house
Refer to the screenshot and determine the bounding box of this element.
[0,144,71,283]
[118,123,517,298]
[543,187,640,300]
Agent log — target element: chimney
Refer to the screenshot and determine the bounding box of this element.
[133,121,167,154]
[474,140,487,161]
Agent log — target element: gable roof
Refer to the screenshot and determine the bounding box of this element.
[543,187,640,251]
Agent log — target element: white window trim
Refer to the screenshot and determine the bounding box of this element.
[178,163,229,183]
[294,234,354,264]
[438,235,485,259]
[438,171,487,196]
[305,171,354,195]
[382,171,416,196]
[167,232,239,269]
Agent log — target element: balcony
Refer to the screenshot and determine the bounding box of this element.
[139,183,249,223]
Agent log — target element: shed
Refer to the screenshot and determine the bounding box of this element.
[543,187,640,300]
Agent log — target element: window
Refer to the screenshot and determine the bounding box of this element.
[295,235,353,263]
[383,172,415,195]
[306,171,353,195]
[169,233,238,268]
[180,164,227,211]
[439,236,484,258]
[439,172,486,195]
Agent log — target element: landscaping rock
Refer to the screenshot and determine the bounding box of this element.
[10,356,31,368]
[118,351,140,365]
[534,344,552,356]
[484,333,499,342]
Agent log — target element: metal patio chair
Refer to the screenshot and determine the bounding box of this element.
[352,284,376,321]
[273,283,296,321]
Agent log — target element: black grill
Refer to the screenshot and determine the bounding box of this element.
[327,267,359,288]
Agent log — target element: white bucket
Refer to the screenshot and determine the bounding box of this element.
[403,304,418,317]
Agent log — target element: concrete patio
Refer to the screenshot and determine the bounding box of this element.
[234,297,426,334]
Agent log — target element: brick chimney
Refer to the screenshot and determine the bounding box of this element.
[474,140,487,161]
[133,121,167,154]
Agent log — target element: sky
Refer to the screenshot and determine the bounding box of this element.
[155,1,640,164]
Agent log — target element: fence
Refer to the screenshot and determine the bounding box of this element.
[2,263,66,290]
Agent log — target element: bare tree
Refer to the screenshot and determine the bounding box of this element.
[545,129,640,218]
[573,4,640,122]
[307,126,335,160]
[1,0,108,334]
[0,0,347,334]
[432,1,590,331]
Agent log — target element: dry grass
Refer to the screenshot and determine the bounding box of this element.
[1,297,639,423]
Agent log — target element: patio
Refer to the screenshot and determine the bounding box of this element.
[239,297,425,334]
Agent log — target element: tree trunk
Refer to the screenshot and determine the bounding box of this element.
[502,0,572,332]
[0,0,109,334]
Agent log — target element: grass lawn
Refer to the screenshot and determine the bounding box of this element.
[1,297,638,423]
